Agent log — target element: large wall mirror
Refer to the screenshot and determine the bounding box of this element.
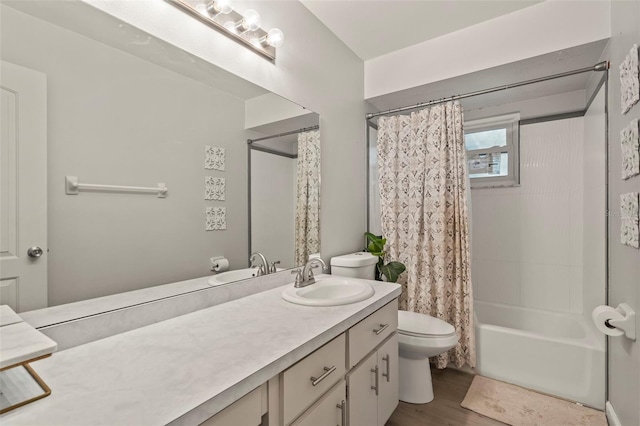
[248,110,320,271]
[0,1,320,312]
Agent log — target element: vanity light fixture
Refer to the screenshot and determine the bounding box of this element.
[167,0,284,61]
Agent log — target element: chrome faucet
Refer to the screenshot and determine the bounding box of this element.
[269,260,281,274]
[249,252,269,276]
[292,257,327,288]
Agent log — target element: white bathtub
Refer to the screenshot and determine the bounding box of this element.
[474,301,605,409]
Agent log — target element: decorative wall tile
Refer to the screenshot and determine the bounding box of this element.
[620,192,639,248]
[206,207,226,231]
[205,146,225,171]
[620,44,639,114]
[205,177,225,201]
[621,119,640,179]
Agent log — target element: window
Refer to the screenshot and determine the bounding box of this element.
[465,113,520,188]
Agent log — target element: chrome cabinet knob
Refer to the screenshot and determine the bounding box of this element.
[27,247,44,258]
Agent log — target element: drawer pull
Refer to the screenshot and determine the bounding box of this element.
[310,365,336,387]
[373,323,389,335]
[336,399,346,426]
[382,354,390,382]
[371,365,379,396]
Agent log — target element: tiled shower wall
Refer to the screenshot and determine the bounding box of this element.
[471,117,586,314]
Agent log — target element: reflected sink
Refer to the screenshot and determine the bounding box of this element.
[208,268,282,286]
[282,277,375,307]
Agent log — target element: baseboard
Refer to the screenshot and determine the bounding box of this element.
[606,401,622,426]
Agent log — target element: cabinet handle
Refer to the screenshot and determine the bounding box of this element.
[373,323,389,335]
[310,365,336,387]
[371,365,379,396]
[382,354,390,382]
[336,399,346,426]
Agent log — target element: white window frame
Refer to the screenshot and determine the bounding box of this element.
[465,113,520,189]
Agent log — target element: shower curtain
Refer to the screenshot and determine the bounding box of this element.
[294,130,321,266]
[377,102,475,368]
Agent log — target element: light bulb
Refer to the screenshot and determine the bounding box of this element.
[241,9,261,31]
[265,28,284,47]
[206,0,233,15]
[213,0,233,15]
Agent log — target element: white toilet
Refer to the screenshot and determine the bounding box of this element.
[397,310,459,403]
[330,252,378,279]
[331,253,459,404]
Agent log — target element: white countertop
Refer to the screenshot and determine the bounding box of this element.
[0,306,57,369]
[1,276,401,425]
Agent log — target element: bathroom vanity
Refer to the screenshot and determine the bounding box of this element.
[0,276,401,425]
[195,298,398,426]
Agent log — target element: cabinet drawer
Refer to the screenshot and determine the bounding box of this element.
[292,380,346,426]
[348,300,397,369]
[283,333,346,425]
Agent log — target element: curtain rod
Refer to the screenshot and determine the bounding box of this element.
[247,125,319,144]
[366,61,609,120]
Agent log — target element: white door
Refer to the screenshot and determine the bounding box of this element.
[0,61,47,312]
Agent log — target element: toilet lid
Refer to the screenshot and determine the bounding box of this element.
[397,310,456,337]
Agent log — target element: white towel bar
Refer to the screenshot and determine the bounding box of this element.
[65,176,168,198]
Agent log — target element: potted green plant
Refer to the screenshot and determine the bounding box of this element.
[364,232,406,283]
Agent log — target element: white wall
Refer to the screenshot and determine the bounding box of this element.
[471,118,585,313]
[1,6,251,305]
[605,1,640,424]
[464,90,587,122]
[245,93,313,130]
[251,150,296,269]
[365,1,610,99]
[85,0,369,264]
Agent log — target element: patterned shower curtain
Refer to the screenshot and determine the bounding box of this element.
[294,130,321,266]
[377,102,475,369]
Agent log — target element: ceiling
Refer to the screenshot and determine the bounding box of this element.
[300,0,543,60]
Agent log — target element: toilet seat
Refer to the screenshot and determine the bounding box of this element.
[398,310,456,338]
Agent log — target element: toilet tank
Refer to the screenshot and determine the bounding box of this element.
[330,252,378,280]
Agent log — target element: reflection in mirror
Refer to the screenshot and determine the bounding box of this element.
[0,1,320,312]
[247,104,320,270]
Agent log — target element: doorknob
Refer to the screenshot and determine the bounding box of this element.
[27,247,44,258]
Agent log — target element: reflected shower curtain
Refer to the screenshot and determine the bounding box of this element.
[377,102,475,368]
[295,130,321,266]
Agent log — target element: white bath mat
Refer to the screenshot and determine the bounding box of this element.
[461,375,606,426]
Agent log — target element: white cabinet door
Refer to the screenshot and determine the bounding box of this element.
[377,334,399,425]
[347,350,378,426]
[293,380,346,426]
[0,61,48,312]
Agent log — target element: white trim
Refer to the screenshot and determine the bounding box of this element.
[606,401,622,426]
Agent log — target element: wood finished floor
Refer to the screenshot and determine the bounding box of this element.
[386,368,504,426]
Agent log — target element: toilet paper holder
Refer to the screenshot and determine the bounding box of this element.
[605,303,636,341]
[210,256,227,272]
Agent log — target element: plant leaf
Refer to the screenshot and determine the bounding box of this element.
[365,232,385,254]
[380,261,406,283]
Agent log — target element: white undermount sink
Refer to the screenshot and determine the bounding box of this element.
[282,277,375,307]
